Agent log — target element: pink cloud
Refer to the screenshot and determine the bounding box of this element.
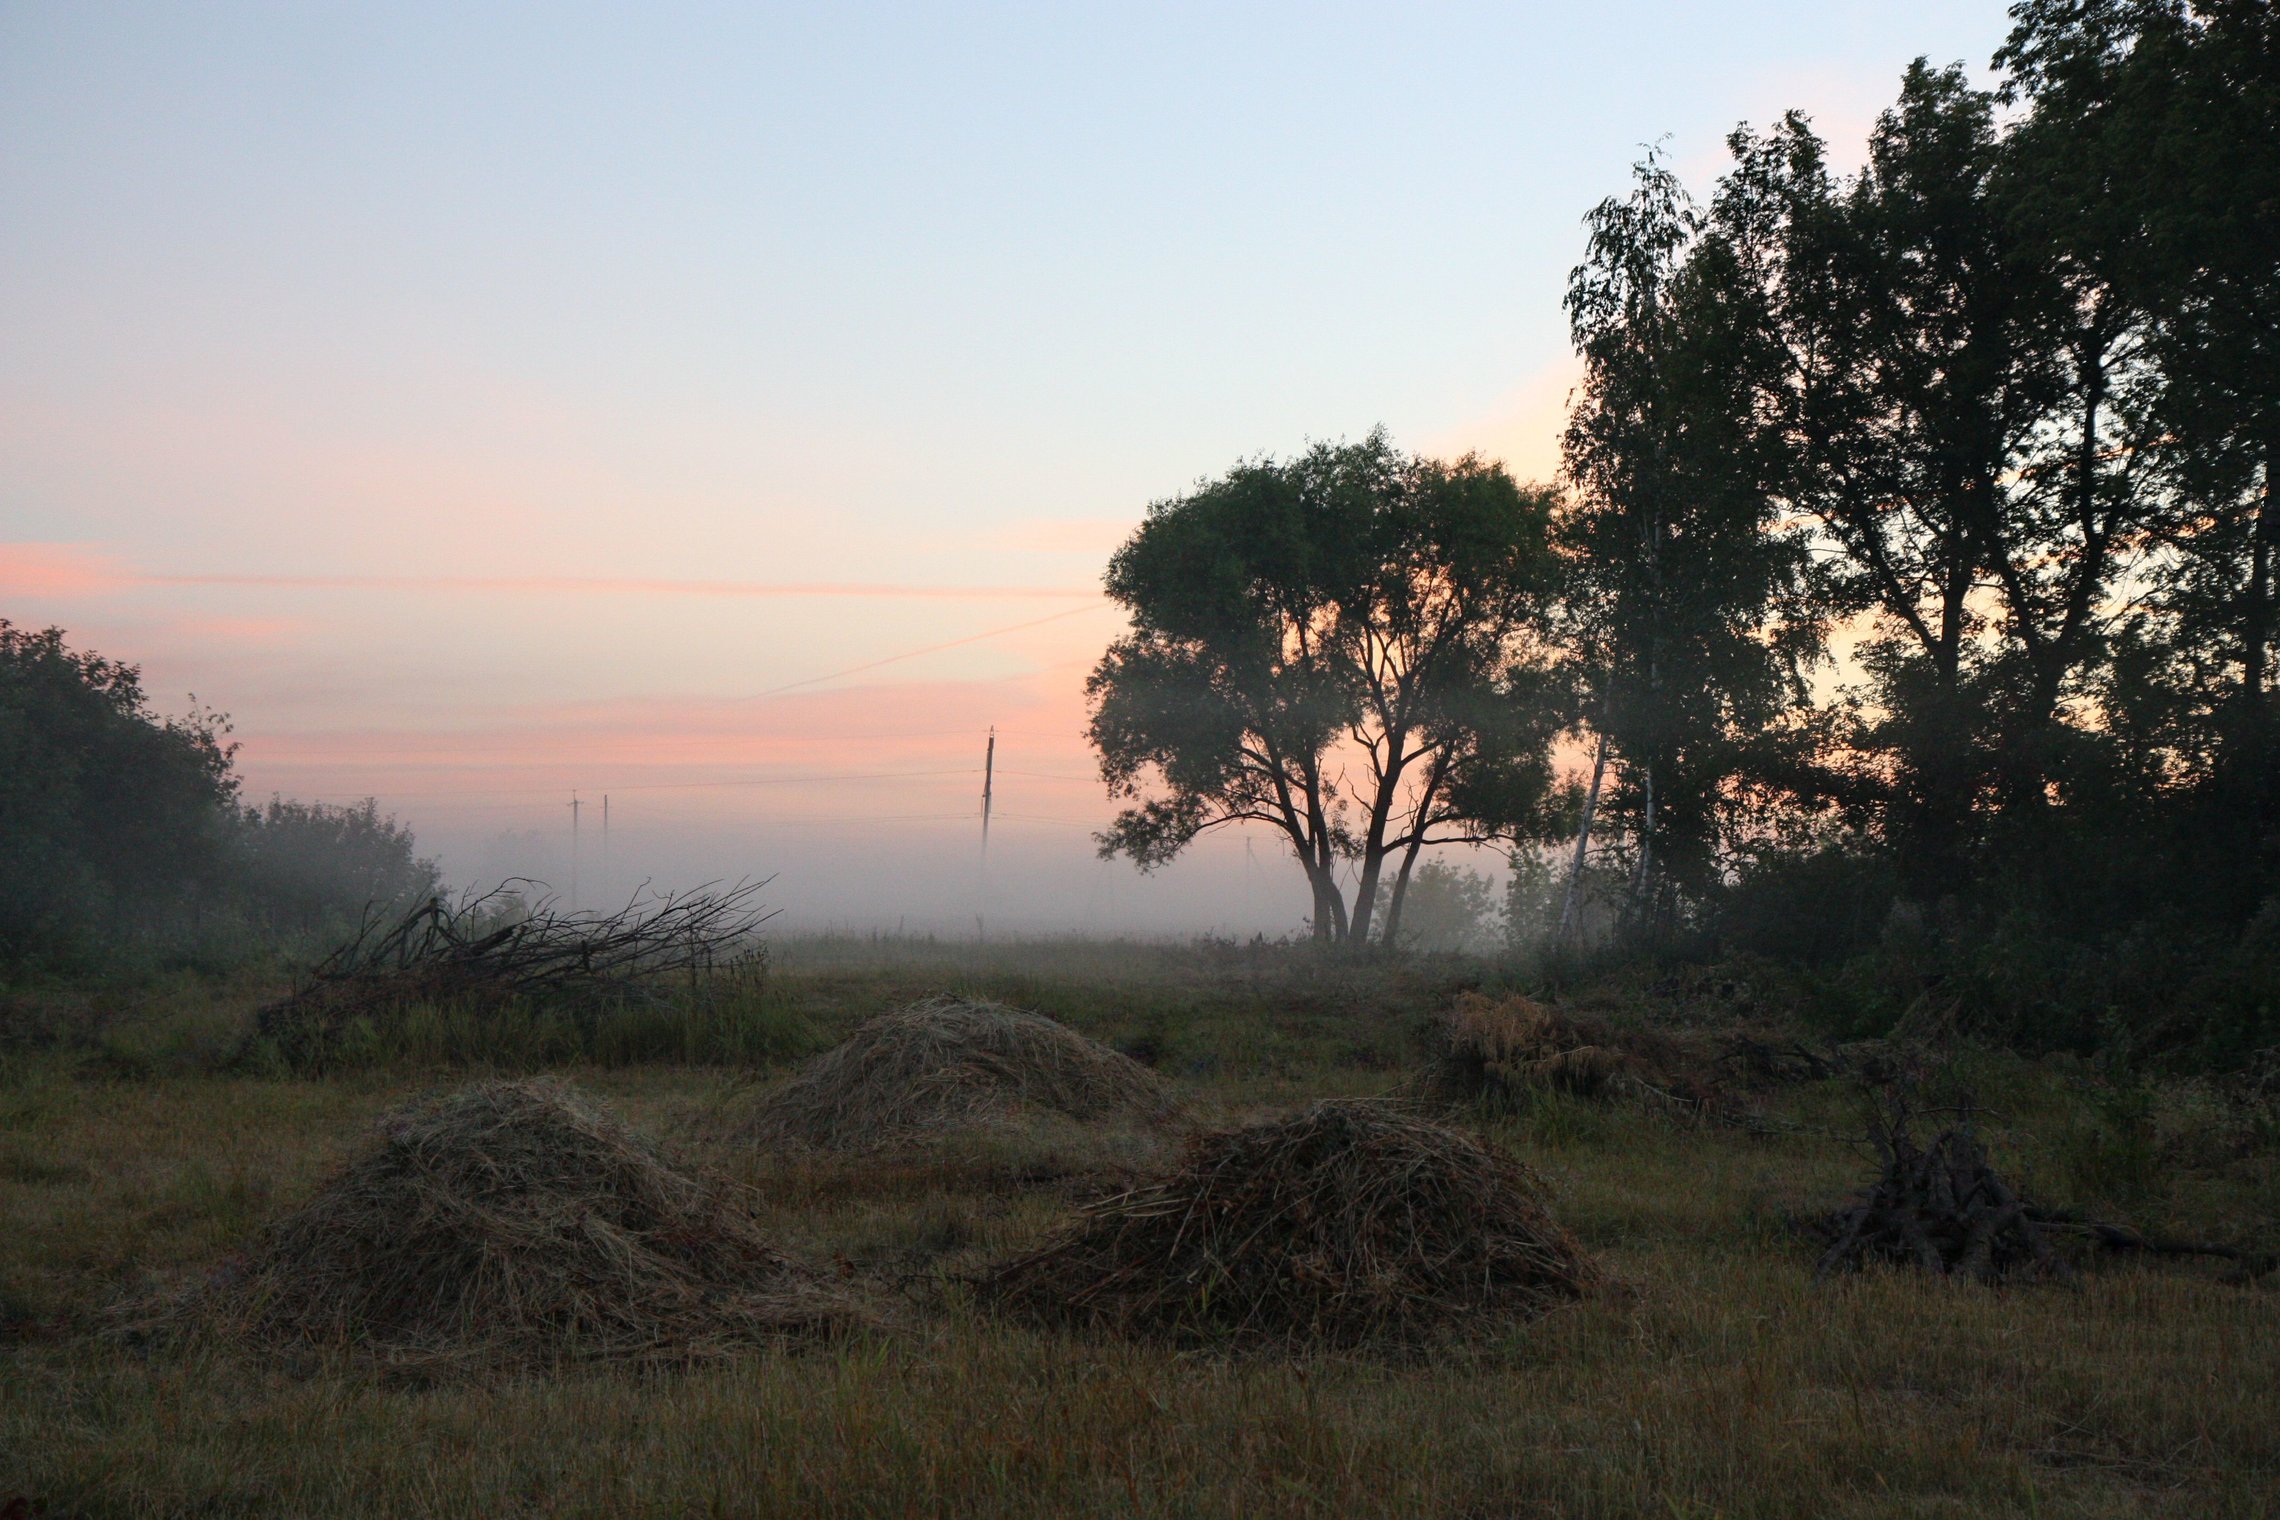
[0,542,133,598]
[0,544,1102,604]
[230,665,1108,829]
[170,613,306,644]
[149,571,1103,601]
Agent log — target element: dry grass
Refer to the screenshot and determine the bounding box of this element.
[740,994,1177,1151]
[166,1076,862,1372]
[1413,991,1703,1106]
[3,951,2278,1517]
[983,1099,1596,1348]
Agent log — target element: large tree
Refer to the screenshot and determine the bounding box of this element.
[0,621,445,963]
[1653,62,2166,900]
[1087,431,1566,944]
[2003,0,2280,912]
[1557,150,1822,933]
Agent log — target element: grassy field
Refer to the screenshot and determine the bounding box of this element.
[3,939,2276,1518]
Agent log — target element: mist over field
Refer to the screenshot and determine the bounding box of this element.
[442,810,1315,940]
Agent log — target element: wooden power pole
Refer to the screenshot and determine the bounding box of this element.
[981,728,996,853]
[978,729,995,942]
[569,791,581,909]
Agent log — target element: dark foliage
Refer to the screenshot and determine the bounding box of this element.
[0,621,238,962]
[1087,432,1568,944]
[0,623,444,970]
[1539,4,2280,1064]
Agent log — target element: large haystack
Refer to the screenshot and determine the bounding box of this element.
[192,1077,857,1369]
[982,1100,1596,1348]
[742,995,1175,1151]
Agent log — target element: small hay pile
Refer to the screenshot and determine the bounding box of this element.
[188,1077,857,1369]
[1414,992,1700,1107]
[981,1099,1596,1348]
[742,995,1175,1150]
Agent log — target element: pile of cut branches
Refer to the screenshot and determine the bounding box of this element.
[1813,1089,2267,1285]
[1813,1092,2069,1284]
[981,1099,1596,1348]
[254,879,773,1064]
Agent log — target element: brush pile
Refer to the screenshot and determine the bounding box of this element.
[185,1077,857,1369]
[1414,992,1701,1108]
[982,1099,1596,1348]
[1814,1091,2268,1285]
[1812,1095,2071,1284]
[254,880,772,1064]
[742,995,1175,1150]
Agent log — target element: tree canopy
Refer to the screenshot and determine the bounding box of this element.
[1526,0,2280,1057]
[0,621,438,966]
[1087,432,1567,944]
[1082,2,2279,1059]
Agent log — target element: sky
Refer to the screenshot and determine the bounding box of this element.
[0,1,2015,935]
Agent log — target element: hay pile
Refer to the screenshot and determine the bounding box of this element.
[742,995,1175,1150]
[982,1100,1596,1347]
[1414,992,1704,1108]
[190,1078,856,1368]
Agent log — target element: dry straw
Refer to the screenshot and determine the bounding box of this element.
[183,1077,861,1371]
[741,994,1176,1151]
[982,1099,1597,1348]
[1413,992,1707,1109]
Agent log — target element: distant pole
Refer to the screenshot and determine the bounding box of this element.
[569,791,582,909]
[979,728,995,942]
[601,794,610,905]
[981,728,996,853]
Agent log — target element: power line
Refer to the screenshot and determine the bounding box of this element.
[745,601,1117,702]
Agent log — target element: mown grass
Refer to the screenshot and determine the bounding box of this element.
[2,939,2276,1517]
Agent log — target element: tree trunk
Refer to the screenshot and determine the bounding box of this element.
[1378,832,1430,950]
[1345,733,1412,946]
[2246,429,2277,708]
[1556,732,1609,944]
[1307,866,1338,942]
[1628,758,1658,923]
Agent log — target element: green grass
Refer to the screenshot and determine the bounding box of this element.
[2,939,2276,1517]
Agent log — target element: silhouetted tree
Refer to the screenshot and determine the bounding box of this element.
[1088,432,1566,944]
[1558,149,1821,930]
[0,621,238,958]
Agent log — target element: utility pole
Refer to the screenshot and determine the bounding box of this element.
[981,728,996,853]
[978,728,995,942]
[569,791,581,909]
[601,794,610,907]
